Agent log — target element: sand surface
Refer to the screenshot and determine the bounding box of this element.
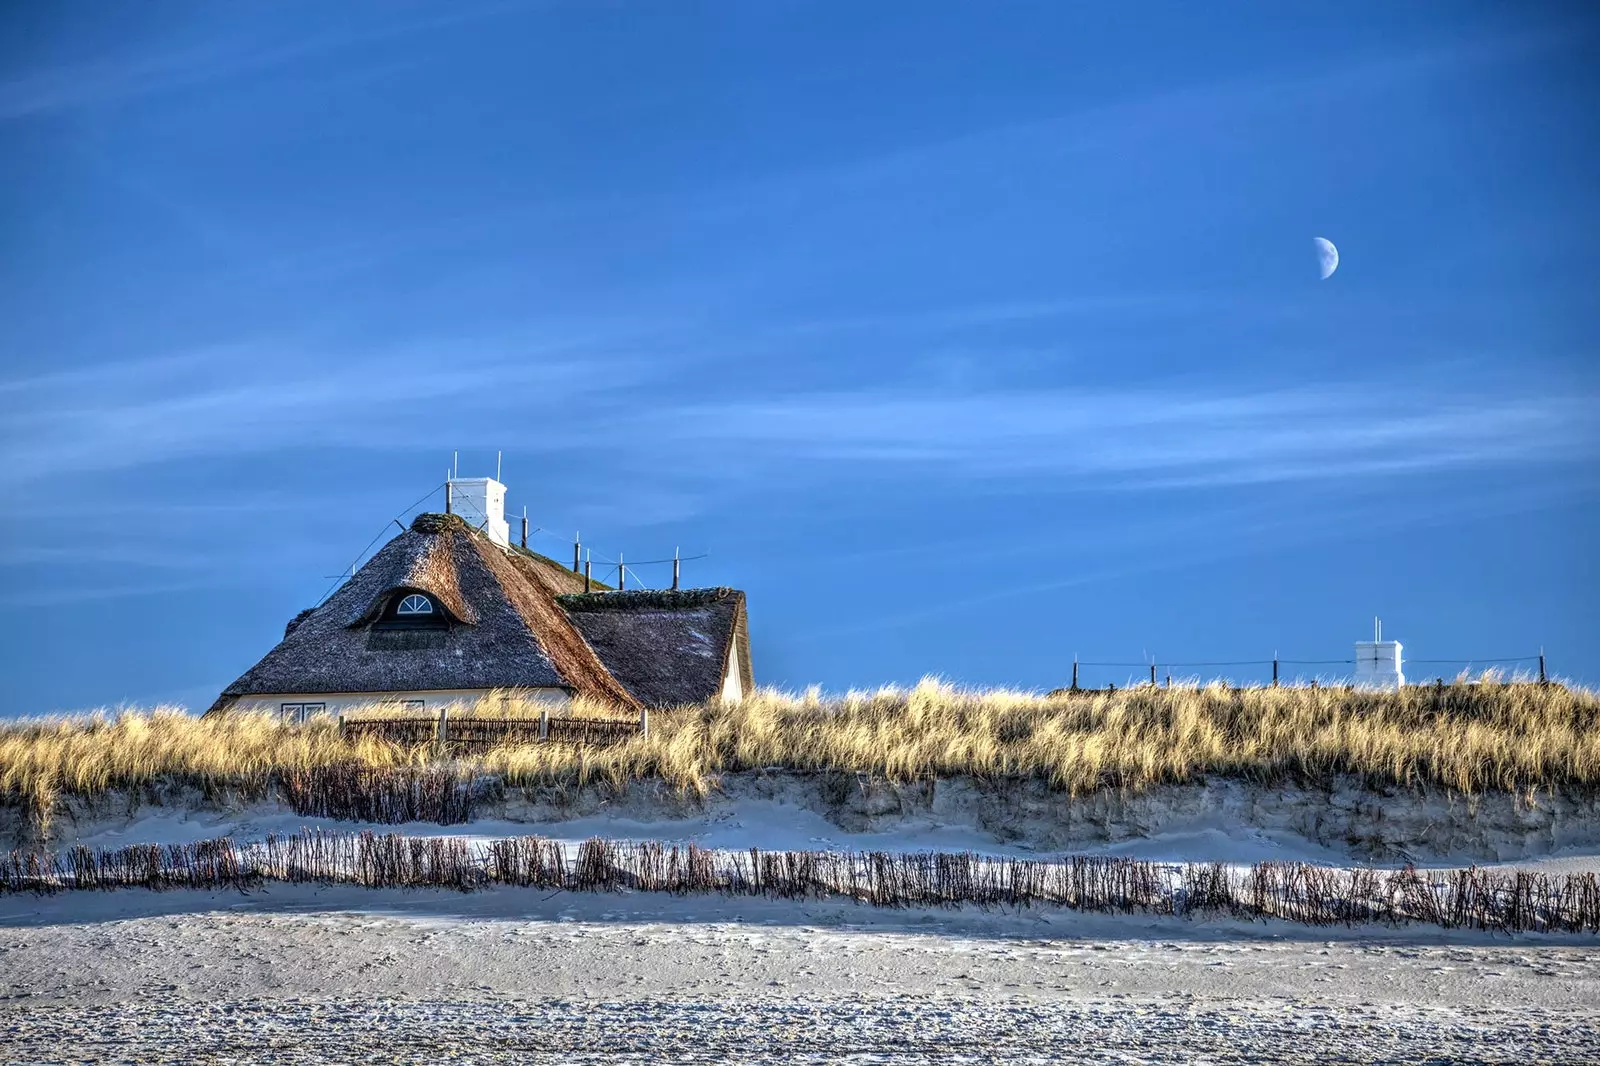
[8,786,1600,1062]
[45,787,1600,874]
[3,886,1598,1063]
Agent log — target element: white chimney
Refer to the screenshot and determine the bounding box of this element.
[448,476,509,548]
[1353,617,1404,690]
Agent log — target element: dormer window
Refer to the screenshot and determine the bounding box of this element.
[396,594,434,616]
[374,589,449,630]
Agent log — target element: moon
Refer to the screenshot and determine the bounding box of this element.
[1313,236,1339,280]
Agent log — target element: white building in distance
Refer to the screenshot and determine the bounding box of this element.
[1353,618,1404,690]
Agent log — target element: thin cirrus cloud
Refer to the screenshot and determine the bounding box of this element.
[672,27,1570,236]
[646,387,1595,490]
[0,339,647,485]
[1,336,1590,495]
[0,1,536,121]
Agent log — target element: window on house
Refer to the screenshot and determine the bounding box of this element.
[280,702,327,724]
[400,699,425,711]
[375,589,449,630]
[396,594,434,616]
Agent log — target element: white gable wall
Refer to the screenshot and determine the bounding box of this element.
[720,653,744,703]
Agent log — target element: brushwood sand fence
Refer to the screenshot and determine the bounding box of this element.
[4,830,1599,935]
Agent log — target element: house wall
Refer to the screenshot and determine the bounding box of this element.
[226,687,572,720]
[720,655,744,703]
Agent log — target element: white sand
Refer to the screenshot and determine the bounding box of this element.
[8,786,1600,1062]
[2,886,1598,1063]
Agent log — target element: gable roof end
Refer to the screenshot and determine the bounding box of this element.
[556,588,752,708]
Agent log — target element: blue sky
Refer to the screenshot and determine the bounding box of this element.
[1,2,1596,713]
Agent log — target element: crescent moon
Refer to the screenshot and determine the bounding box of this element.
[1313,236,1339,280]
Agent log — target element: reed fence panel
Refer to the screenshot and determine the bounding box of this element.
[5,832,1599,935]
[339,712,641,752]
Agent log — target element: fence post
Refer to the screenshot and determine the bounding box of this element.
[437,708,449,754]
[539,709,549,742]
[584,556,592,592]
[1272,656,1279,687]
[445,477,453,515]
[1071,659,1079,692]
[1539,651,1547,685]
[639,708,649,739]
[1149,663,1156,687]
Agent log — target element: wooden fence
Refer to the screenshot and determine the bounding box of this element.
[341,709,645,752]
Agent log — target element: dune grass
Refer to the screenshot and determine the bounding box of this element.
[3,677,1597,815]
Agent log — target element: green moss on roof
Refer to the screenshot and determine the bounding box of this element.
[557,588,739,611]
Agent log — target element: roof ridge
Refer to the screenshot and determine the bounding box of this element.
[557,587,739,611]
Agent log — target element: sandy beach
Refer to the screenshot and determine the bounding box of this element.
[3,884,1598,1064]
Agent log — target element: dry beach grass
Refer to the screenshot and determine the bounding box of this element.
[3,678,1597,814]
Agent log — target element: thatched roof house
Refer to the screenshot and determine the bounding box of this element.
[207,502,751,719]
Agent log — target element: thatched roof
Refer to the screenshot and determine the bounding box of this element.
[207,514,750,715]
[557,588,753,708]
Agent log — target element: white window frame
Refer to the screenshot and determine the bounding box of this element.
[400,699,425,711]
[280,702,327,724]
[396,594,434,616]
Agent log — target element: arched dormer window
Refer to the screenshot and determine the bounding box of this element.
[374,589,449,630]
[396,594,434,617]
